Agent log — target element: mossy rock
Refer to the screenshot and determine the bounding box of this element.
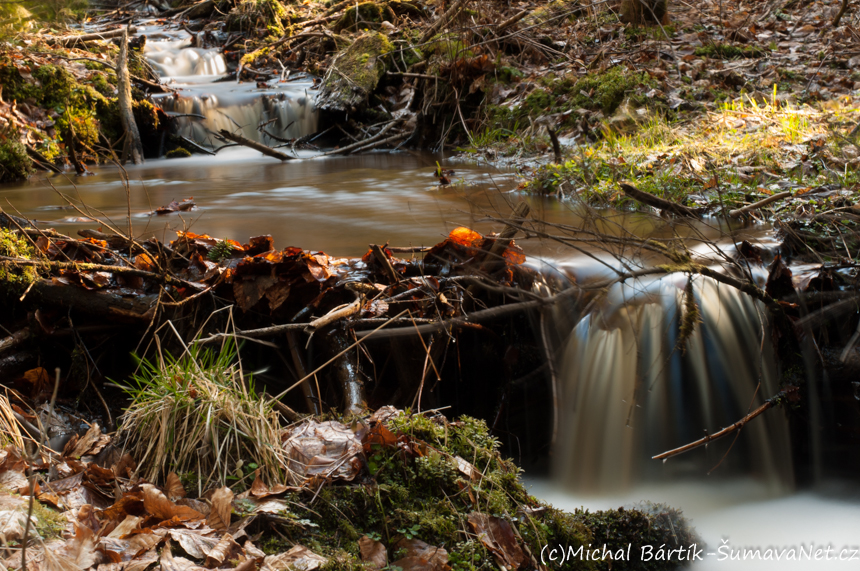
[166,148,192,158]
[315,32,393,113]
[331,1,395,33]
[0,137,33,183]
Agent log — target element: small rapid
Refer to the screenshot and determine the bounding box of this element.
[138,23,317,147]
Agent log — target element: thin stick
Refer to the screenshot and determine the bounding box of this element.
[652,387,798,460]
[728,191,792,217]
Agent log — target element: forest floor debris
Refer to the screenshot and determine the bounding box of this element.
[0,393,699,571]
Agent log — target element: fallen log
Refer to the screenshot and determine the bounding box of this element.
[217,130,294,160]
[29,279,158,322]
[620,183,702,218]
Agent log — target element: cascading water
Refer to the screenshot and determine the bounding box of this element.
[548,257,794,493]
[139,25,317,147]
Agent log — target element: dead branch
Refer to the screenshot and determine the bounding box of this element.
[620,183,703,218]
[320,121,401,156]
[305,298,362,332]
[728,191,792,217]
[369,244,400,283]
[0,256,197,289]
[47,27,138,47]
[418,0,470,45]
[497,9,530,33]
[217,130,294,160]
[653,387,799,460]
[833,0,850,26]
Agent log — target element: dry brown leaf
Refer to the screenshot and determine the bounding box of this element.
[206,486,233,531]
[106,515,141,539]
[0,510,34,542]
[167,529,221,560]
[55,525,98,570]
[165,473,186,502]
[262,546,327,571]
[0,469,28,490]
[96,548,157,571]
[69,423,110,458]
[142,484,205,522]
[359,535,388,570]
[249,470,289,499]
[160,541,209,571]
[204,533,241,567]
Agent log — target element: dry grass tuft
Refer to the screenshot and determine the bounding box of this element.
[117,338,289,492]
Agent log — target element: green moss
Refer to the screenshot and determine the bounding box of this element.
[489,66,654,135]
[166,148,192,158]
[0,58,39,103]
[0,136,34,183]
[0,227,38,286]
[694,43,765,59]
[316,32,393,112]
[32,500,66,540]
[227,0,289,37]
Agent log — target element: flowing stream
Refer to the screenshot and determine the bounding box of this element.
[2,21,857,570]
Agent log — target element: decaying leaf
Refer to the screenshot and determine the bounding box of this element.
[466,512,526,569]
[262,545,327,571]
[282,420,363,484]
[391,538,450,571]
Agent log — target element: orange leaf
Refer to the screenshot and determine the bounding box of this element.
[448,227,483,248]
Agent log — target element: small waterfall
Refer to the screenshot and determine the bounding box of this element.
[550,270,794,493]
[141,30,318,148]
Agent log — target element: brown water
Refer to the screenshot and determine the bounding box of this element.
[0,151,524,256]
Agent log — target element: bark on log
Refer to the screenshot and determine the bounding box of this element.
[48,27,138,47]
[117,29,145,165]
[620,183,702,218]
[29,279,158,322]
[217,130,294,160]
